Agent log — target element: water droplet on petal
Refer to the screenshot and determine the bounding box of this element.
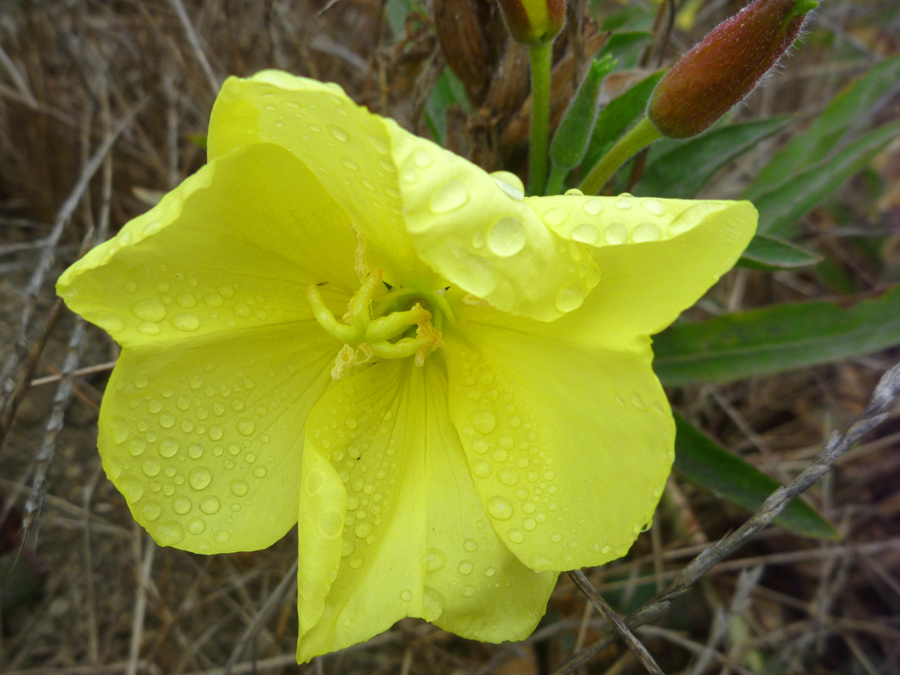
[615,198,633,210]
[400,589,413,602]
[541,207,569,226]
[490,171,524,200]
[199,496,221,514]
[555,285,585,312]
[642,199,666,216]
[328,125,348,142]
[172,496,192,514]
[189,467,212,490]
[214,530,230,544]
[430,180,470,213]
[472,460,492,478]
[571,223,599,244]
[486,496,513,521]
[469,410,495,434]
[423,548,447,572]
[604,223,628,245]
[237,418,255,436]
[423,587,445,620]
[461,585,475,598]
[172,314,200,331]
[141,501,161,521]
[231,480,249,497]
[156,521,185,546]
[507,529,525,544]
[632,222,661,242]
[487,217,526,257]
[111,416,130,444]
[132,299,166,322]
[457,560,473,575]
[583,199,605,216]
[187,517,206,534]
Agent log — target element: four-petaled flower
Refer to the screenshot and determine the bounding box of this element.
[57,71,756,661]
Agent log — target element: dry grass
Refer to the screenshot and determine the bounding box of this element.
[1,0,899,673]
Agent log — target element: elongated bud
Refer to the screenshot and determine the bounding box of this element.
[495,0,566,45]
[648,0,817,138]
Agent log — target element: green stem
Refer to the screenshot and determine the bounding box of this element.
[545,163,568,195]
[527,41,553,196]
[578,116,662,195]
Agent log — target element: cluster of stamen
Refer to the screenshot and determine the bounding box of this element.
[306,267,448,380]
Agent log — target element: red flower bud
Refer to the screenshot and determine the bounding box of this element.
[495,0,566,45]
[648,0,817,138]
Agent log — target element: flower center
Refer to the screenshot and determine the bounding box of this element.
[305,267,452,379]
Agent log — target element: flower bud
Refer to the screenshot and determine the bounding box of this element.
[648,0,817,138]
[495,0,566,45]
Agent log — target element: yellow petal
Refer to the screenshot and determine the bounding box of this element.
[99,321,337,553]
[385,123,600,321]
[207,71,441,289]
[296,359,557,662]
[526,194,757,338]
[57,143,359,349]
[444,308,674,571]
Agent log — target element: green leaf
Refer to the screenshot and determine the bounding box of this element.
[424,68,467,145]
[635,117,791,198]
[598,31,652,69]
[582,70,664,174]
[674,414,838,540]
[738,234,822,271]
[748,54,900,192]
[654,285,900,385]
[751,120,900,237]
[550,56,615,171]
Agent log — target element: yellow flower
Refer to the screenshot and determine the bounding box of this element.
[57,71,756,661]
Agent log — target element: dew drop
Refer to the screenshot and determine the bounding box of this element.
[141,458,160,477]
[413,148,433,167]
[615,198,633,210]
[253,466,267,478]
[354,521,372,539]
[128,438,146,457]
[630,392,647,410]
[469,410,495,434]
[583,199,605,216]
[188,443,203,459]
[141,501,161,521]
[348,556,364,570]
[423,548,447,572]
[571,223,600,244]
[423,587,445,620]
[158,412,176,429]
[400,589,413,602]
[189,467,212,491]
[472,460,492,478]
[131,299,166,322]
[230,480,249,497]
[172,496,192,515]
[208,425,224,441]
[172,313,200,332]
[318,510,343,537]
[305,469,325,495]
[498,468,520,486]
[486,217,527,257]
[555,284,585,312]
[632,222,661,242]
[237,418,255,436]
[214,530,230,544]
[601,545,611,554]
[199,496,221,514]
[541,207,569,227]
[486,496,513,521]
[328,125,348,142]
[490,171,525,200]
[159,437,178,458]
[523,517,536,531]
[461,585,475,598]
[642,199,666,216]
[457,560,474,575]
[604,223,628,245]
[507,529,525,544]
[156,521,185,546]
[187,517,206,534]
[430,180,470,213]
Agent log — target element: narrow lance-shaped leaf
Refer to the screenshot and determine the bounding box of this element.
[746,53,900,193]
[546,56,615,194]
[582,70,664,173]
[751,120,900,237]
[636,116,791,199]
[738,233,822,271]
[654,285,900,385]
[674,414,837,539]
